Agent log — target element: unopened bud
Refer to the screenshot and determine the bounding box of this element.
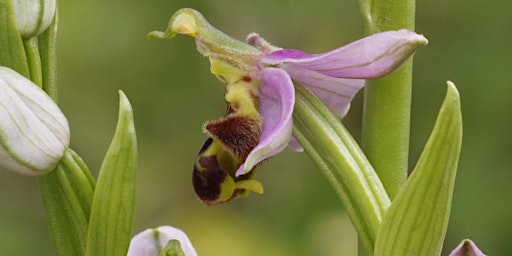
[11,0,57,38]
[0,66,69,176]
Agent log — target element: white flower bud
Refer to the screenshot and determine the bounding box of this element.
[10,0,57,38]
[128,226,198,256]
[0,66,69,176]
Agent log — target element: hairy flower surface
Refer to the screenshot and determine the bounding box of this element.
[0,66,69,176]
[148,8,427,204]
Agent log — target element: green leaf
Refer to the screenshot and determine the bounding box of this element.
[38,149,96,256]
[374,82,463,256]
[293,85,390,255]
[86,91,137,256]
[0,0,29,76]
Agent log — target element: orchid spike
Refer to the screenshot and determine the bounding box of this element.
[148,8,427,204]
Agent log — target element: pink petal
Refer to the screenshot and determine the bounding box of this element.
[262,29,427,79]
[449,239,487,256]
[283,65,364,117]
[236,68,294,176]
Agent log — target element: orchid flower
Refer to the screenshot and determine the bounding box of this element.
[127,226,198,256]
[148,8,427,205]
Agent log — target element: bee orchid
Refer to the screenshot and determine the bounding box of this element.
[148,8,427,205]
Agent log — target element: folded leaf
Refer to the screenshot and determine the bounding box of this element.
[293,85,390,254]
[86,91,137,256]
[39,149,95,256]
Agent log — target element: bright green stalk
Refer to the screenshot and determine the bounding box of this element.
[359,0,416,199]
[23,37,43,86]
[293,85,390,255]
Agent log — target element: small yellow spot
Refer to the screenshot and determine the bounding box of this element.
[235,179,264,194]
[172,14,197,37]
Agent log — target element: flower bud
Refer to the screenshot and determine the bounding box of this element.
[0,66,69,176]
[10,0,57,38]
[127,226,198,256]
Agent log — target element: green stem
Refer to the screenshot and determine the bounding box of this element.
[293,86,390,255]
[32,9,96,255]
[360,0,416,199]
[22,37,43,87]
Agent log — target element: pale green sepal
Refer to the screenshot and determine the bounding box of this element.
[0,0,30,76]
[159,240,186,256]
[38,149,96,256]
[23,37,43,86]
[293,85,390,255]
[86,91,137,256]
[147,8,257,54]
[374,82,462,256]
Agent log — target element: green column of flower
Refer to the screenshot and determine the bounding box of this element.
[359,0,416,199]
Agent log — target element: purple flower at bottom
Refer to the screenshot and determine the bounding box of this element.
[449,239,487,256]
[127,226,197,256]
[148,8,427,204]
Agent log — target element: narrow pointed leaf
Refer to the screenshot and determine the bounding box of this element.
[86,91,137,256]
[38,11,58,99]
[375,82,463,256]
[293,85,390,255]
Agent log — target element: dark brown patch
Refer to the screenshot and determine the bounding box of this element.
[193,153,229,205]
[204,115,261,160]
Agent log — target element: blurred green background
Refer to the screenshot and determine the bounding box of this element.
[1,0,511,255]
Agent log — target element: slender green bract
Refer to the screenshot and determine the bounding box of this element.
[38,149,96,256]
[86,91,137,256]
[293,85,390,255]
[374,82,462,256]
